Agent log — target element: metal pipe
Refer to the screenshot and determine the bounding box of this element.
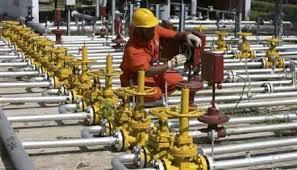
[201,137,297,155]
[81,126,103,138]
[210,97,297,110]
[0,55,19,60]
[111,153,156,170]
[7,112,89,123]
[58,104,78,113]
[42,89,60,96]
[111,0,116,35]
[169,113,297,128]
[209,151,297,169]
[169,91,297,104]
[0,111,35,169]
[0,96,68,103]
[0,62,28,67]
[225,122,297,135]
[0,71,39,77]
[22,137,117,149]
[0,81,51,88]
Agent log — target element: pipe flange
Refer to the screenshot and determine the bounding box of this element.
[76,98,85,112]
[66,90,74,103]
[48,77,54,88]
[132,146,146,168]
[263,82,274,93]
[113,130,124,152]
[226,70,237,83]
[152,159,165,170]
[204,155,214,170]
[59,86,66,96]
[85,106,94,125]
[258,57,267,68]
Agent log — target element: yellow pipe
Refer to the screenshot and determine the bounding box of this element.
[82,45,88,72]
[104,54,113,97]
[180,88,189,136]
[136,71,145,114]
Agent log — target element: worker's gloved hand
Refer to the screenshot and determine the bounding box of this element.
[186,33,202,47]
[167,54,187,69]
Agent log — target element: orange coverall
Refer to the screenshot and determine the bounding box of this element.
[120,25,183,101]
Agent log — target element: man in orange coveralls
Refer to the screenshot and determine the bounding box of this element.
[120,8,201,101]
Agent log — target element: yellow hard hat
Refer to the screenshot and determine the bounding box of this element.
[132,8,159,28]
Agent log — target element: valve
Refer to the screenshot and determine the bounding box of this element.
[235,32,255,59]
[114,71,156,151]
[199,51,229,139]
[85,54,122,126]
[150,88,208,170]
[214,31,230,51]
[264,37,285,69]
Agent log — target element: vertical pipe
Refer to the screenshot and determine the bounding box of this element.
[155,4,160,20]
[191,0,197,18]
[180,88,189,136]
[179,3,185,32]
[111,0,116,35]
[129,3,134,25]
[0,111,35,170]
[96,0,100,18]
[104,54,113,97]
[82,45,88,72]
[137,71,145,113]
[67,6,71,36]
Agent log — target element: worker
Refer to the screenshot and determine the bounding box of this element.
[120,8,202,101]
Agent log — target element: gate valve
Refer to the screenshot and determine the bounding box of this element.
[152,88,208,170]
[114,71,157,151]
[236,32,255,59]
[132,107,173,168]
[198,51,229,139]
[177,31,206,105]
[85,54,121,126]
[214,31,230,51]
[264,37,285,69]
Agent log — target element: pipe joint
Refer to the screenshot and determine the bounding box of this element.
[263,82,274,93]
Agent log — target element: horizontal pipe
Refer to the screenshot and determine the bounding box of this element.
[7,112,89,123]
[0,96,68,103]
[0,62,28,67]
[58,104,78,114]
[111,153,155,170]
[0,81,51,88]
[210,97,297,110]
[225,122,297,135]
[0,55,19,60]
[169,113,297,129]
[169,91,297,104]
[81,126,103,138]
[42,89,60,96]
[201,137,297,155]
[210,151,297,169]
[22,137,117,149]
[0,71,39,77]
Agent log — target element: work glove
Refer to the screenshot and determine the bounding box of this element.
[167,54,187,69]
[186,33,202,47]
